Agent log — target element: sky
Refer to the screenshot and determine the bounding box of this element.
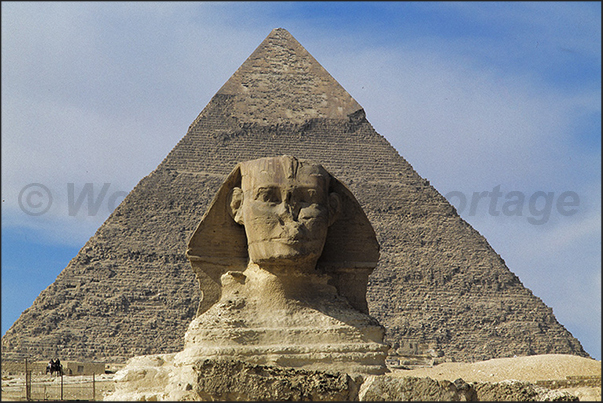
[2,2,600,360]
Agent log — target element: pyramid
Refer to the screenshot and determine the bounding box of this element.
[2,28,588,364]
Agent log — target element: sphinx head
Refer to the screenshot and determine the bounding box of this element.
[228,156,341,271]
[187,155,379,315]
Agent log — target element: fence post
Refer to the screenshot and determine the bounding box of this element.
[93,373,96,401]
[61,372,64,400]
[25,358,31,401]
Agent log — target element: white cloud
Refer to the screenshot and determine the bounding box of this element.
[322,45,599,197]
[2,2,600,357]
[432,2,602,59]
[1,2,269,244]
[459,178,601,359]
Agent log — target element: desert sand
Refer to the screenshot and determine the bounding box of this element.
[2,354,600,401]
[392,354,600,383]
[391,354,601,401]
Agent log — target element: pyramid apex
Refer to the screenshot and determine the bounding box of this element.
[266,27,295,40]
[213,28,363,125]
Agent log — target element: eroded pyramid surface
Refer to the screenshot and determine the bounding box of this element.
[2,28,588,363]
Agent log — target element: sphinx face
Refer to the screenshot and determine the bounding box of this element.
[231,157,337,270]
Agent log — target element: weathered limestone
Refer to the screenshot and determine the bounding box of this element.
[180,155,388,375]
[2,27,589,364]
[105,356,580,401]
[106,356,360,401]
[358,375,477,401]
[106,155,387,399]
[357,376,579,401]
[186,155,380,316]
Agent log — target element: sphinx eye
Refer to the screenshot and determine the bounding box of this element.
[255,187,280,203]
[300,188,319,204]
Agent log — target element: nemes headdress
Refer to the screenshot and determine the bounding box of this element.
[186,155,379,315]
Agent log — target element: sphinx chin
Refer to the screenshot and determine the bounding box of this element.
[248,240,324,267]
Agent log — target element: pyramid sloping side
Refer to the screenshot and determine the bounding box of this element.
[2,29,588,363]
[212,27,362,124]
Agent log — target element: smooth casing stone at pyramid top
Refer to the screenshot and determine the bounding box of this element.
[1,28,589,364]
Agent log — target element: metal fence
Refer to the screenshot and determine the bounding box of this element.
[1,372,115,401]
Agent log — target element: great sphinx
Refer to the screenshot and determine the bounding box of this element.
[182,155,389,375]
[106,156,389,400]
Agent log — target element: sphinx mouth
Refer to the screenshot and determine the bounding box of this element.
[251,237,318,246]
[271,238,308,245]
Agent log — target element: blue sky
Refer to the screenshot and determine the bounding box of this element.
[2,2,601,360]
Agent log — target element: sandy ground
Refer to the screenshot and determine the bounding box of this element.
[2,354,601,401]
[391,354,601,383]
[1,373,116,401]
[391,354,601,401]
